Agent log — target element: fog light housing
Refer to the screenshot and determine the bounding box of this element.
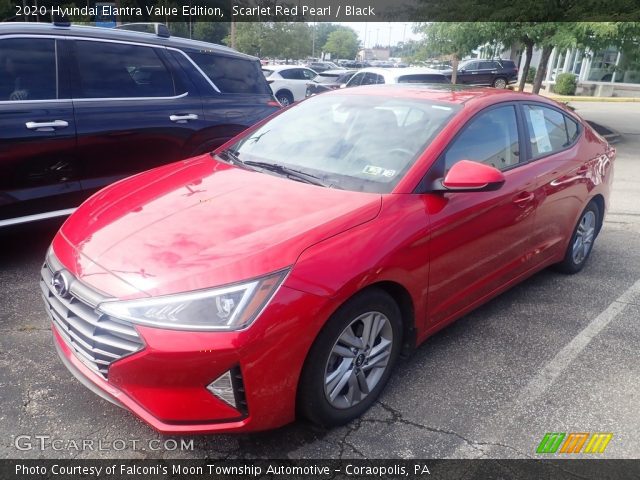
[206,367,247,415]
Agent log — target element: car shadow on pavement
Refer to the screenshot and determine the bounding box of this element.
[0,219,63,266]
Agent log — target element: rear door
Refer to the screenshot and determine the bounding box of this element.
[70,39,205,195]
[477,61,499,85]
[424,104,539,325]
[173,50,280,153]
[520,103,597,264]
[0,36,81,224]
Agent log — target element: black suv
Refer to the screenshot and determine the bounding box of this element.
[445,59,518,89]
[0,22,279,227]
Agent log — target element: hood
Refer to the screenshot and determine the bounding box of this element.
[55,155,381,299]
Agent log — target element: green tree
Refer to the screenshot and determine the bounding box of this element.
[193,22,229,45]
[313,23,340,56]
[323,27,359,60]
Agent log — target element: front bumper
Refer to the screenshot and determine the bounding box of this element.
[44,254,333,433]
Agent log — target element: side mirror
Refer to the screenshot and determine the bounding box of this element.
[339,83,347,89]
[439,160,505,192]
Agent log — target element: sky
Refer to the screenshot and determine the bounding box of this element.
[337,22,420,48]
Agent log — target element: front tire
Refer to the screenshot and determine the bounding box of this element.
[298,289,402,427]
[554,201,600,274]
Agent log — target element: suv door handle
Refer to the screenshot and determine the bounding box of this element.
[513,192,535,206]
[25,120,69,131]
[169,114,199,123]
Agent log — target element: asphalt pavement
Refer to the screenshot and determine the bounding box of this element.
[1,102,639,460]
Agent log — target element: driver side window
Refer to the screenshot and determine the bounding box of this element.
[443,105,520,172]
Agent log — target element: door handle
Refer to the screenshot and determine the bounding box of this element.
[169,114,199,123]
[25,120,69,131]
[513,192,534,207]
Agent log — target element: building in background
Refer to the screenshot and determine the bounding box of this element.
[357,48,391,62]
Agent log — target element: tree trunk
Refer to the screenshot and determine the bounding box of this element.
[518,41,534,92]
[451,55,459,85]
[230,20,237,49]
[532,45,553,95]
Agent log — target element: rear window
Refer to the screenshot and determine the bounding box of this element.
[398,74,449,84]
[75,41,177,99]
[188,52,271,94]
[316,73,341,83]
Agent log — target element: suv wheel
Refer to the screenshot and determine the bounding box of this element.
[493,77,507,89]
[276,91,294,106]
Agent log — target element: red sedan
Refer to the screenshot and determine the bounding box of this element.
[42,85,615,433]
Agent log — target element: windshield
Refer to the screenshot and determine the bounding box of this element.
[225,93,460,193]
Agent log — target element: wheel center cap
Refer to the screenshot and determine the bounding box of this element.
[355,353,366,367]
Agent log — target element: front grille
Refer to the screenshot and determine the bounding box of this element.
[41,250,144,379]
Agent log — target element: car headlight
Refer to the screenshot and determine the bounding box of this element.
[98,270,288,331]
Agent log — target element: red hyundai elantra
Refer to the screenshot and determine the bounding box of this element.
[42,85,614,433]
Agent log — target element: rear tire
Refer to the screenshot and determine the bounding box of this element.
[276,91,294,106]
[297,288,402,427]
[554,201,600,274]
[493,77,507,89]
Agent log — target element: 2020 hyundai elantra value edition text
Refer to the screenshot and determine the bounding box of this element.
[42,85,614,433]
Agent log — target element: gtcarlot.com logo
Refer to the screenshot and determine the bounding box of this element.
[536,432,613,454]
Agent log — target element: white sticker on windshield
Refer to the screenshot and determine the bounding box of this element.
[363,165,396,177]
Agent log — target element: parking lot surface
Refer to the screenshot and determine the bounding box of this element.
[1,102,639,460]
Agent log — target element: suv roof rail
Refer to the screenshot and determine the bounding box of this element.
[115,23,170,38]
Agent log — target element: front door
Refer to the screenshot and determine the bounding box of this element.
[0,36,81,224]
[424,104,538,326]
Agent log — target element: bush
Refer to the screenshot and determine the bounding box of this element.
[525,66,536,83]
[554,73,577,95]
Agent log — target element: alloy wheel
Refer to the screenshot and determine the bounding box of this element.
[493,78,507,89]
[572,210,596,265]
[323,311,393,409]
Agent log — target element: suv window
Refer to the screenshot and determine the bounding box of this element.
[479,61,499,70]
[523,105,576,156]
[279,68,301,80]
[462,61,479,70]
[0,38,57,101]
[188,53,269,94]
[444,105,520,171]
[362,73,384,85]
[347,72,365,87]
[75,41,176,99]
[302,69,317,80]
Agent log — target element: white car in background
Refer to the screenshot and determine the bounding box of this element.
[344,67,450,87]
[262,65,318,105]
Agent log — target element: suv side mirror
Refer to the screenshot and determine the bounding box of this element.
[438,160,505,192]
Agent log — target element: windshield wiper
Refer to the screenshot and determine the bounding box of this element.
[242,160,332,188]
[215,150,333,188]
[215,149,242,165]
